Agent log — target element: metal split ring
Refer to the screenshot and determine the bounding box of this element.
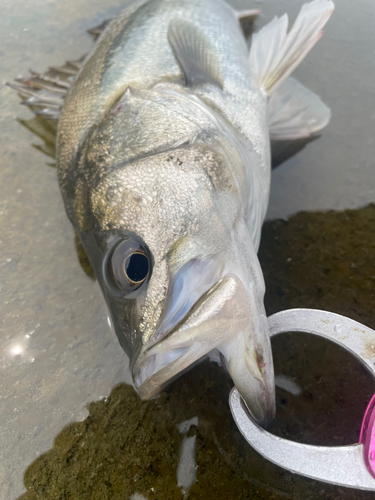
[230,308,375,491]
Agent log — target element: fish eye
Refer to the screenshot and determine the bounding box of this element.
[108,239,151,293]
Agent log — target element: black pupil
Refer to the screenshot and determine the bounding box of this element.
[124,253,149,283]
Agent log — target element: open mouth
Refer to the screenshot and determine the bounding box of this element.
[133,274,249,396]
[133,273,275,425]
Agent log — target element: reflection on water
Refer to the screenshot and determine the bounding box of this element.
[1,0,375,498]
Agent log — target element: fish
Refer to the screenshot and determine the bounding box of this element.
[9,0,334,426]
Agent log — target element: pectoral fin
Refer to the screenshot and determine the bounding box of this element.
[268,77,331,140]
[168,19,223,88]
[249,0,334,95]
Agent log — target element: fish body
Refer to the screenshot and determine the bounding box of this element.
[59,0,269,246]
[11,0,334,425]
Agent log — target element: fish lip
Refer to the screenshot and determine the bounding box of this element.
[131,296,220,398]
[132,274,244,397]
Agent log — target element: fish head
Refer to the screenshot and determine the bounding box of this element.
[72,90,275,425]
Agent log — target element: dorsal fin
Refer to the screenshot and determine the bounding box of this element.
[6,58,83,119]
[168,19,223,89]
[87,19,113,40]
[17,116,57,160]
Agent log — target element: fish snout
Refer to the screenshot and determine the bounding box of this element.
[132,270,276,427]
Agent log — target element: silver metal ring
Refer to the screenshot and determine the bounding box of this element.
[229,308,375,491]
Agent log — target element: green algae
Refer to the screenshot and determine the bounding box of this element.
[18,205,375,500]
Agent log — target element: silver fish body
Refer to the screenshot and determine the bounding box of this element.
[50,0,334,425]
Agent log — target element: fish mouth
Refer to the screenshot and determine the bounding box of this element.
[133,273,275,427]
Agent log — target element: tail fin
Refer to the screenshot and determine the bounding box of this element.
[249,0,334,95]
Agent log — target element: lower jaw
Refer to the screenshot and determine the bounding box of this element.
[134,333,274,430]
[134,331,236,400]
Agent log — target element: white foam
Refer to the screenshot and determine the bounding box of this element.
[129,494,148,500]
[177,435,197,496]
[177,416,198,435]
[275,374,302,396]
[176,417,198,496]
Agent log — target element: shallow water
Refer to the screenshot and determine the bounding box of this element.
[1,0,375,498]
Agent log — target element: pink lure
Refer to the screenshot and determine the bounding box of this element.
[360,394,375,479]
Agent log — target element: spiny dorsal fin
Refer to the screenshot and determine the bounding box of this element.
[87,18,113,40]
[17,116,57,159]
[249,0,334,95]
[6,57,84,119]
[268,77,331,140]
[168,19,223,89]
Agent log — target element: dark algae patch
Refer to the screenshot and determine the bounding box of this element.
[260,204,375,324]
[19,206,375,500]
